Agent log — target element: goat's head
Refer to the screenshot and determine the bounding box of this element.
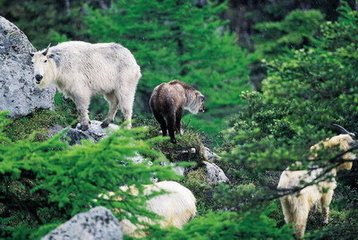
[309,124,357,171]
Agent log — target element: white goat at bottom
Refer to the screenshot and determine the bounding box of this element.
[101,181,197,237]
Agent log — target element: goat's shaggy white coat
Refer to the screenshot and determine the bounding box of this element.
[278,134,356,239]
[118,181,197,237]
[32,41,141,129]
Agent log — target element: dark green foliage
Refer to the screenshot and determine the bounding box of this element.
[254,10,324,58]
[223,2,357,178]
[145,206,293,240]
[0,0,89,49]
[1,1,358,239]
[218,2,358,237]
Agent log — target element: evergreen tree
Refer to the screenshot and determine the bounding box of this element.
[84,0,250,136]
[220,3,358,238]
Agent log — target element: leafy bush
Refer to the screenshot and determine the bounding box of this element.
[0,112,177,239]
[145,206,293,240]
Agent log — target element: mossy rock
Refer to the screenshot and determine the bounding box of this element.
[181,168,214,213]
[4,93,76,141]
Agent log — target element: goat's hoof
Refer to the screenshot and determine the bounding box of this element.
[78,124,89,131]
[101,121,110,128]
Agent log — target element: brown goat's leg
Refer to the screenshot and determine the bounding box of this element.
[175,109,183,135]
[167,114,176,143]
[153,112,167,136]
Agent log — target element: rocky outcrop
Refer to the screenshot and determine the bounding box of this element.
[42,206,123,240]
[59,120,119,145]
[202,146,221,162]
[203,161,230,185]
[0,16,55,117]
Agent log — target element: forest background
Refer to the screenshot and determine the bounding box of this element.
[0,0,357,239]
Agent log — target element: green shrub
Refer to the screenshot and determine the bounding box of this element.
[145,206,293,240]
[0,112,177,239]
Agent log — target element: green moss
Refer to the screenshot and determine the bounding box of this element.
[181,168,214,213]
[133,115,206,164]
[5,93,77,141]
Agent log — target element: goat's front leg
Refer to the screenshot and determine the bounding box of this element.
[74,94,91,131]
[321,190,334,224]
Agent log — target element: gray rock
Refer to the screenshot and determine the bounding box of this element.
[173,166,186,176]
[160,161,186,177]
[203,161,229,185]
[0,16,55,117]
[48,124,65,138]
[64,120,119,145]
[202,146,221,162]
[42,206,123,240]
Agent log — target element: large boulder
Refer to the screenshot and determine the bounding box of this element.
[0,16,55,117]
[203,161,229,185]
[42,206,123,240]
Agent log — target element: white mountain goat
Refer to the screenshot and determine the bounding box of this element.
[278,132,356,239]
[31,41,141,130]
[99,181,197,237]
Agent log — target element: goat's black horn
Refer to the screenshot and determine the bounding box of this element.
[332,123,355,137]
[42,43,51,56]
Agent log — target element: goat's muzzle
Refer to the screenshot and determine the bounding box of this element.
[35,74,43,84]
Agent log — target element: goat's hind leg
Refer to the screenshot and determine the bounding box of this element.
[175,108,183,135]
[153,111,168,137]
[101,92,119,128]
[167,113,177,143]
[117,90,134,129]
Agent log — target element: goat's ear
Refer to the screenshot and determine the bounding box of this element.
[29,52,34,57]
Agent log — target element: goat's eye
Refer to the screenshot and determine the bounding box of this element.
[44,60,47,63]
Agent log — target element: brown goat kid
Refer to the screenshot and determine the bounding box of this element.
[149,80,205,143]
